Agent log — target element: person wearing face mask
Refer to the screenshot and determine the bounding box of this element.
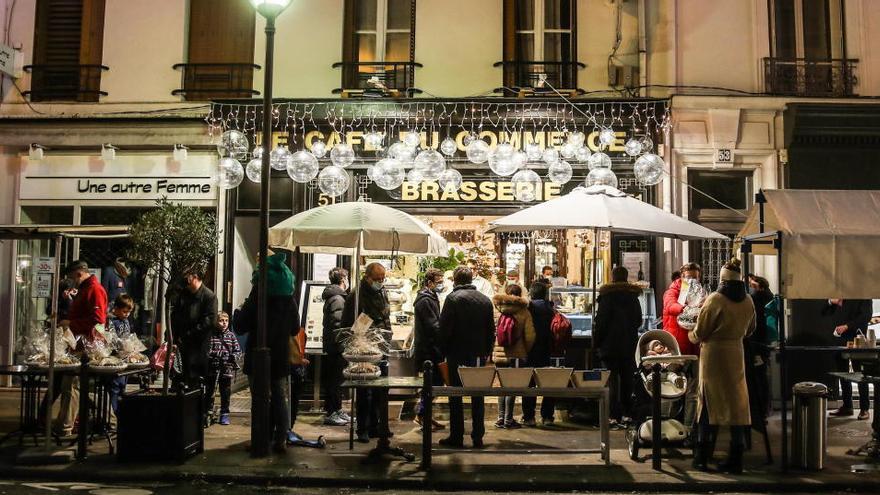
[412,268,446,431]
[342,262,392,443]
[321,267,351,427]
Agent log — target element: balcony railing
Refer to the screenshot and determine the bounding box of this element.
[495,60,586,96]
[763,57,858,97]
[332,61,422,97]
[172,63,261,100]
[23,64,108,102]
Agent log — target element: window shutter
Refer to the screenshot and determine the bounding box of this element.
[188,0,255,64]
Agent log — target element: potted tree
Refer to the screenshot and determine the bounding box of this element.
[117,199,218,462]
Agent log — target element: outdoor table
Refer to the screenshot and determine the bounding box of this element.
[423,385,611,469]
[340,376,422,463]
[0,365,67,447]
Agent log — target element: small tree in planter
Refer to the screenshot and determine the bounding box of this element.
[118,199,218,462]
[128,198,218,393]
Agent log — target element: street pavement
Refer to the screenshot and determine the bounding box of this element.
[1,389,879,492]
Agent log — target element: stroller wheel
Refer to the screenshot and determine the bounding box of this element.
[626,427,640,461]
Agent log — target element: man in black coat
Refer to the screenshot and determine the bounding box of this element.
[170,269,218,392]
[341,262,392,443]
[593,266,643,423]
[438,266,495,448]
[413,268,445,429]
[827,298,873,418]
[321,267,349,426]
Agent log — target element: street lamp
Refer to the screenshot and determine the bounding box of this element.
[251,0,291,458]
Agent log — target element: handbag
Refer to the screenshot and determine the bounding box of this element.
[437,361,450,385]
[289,330,306,366]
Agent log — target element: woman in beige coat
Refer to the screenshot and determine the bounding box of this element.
[688,259,756,474]
[492,285,536,428]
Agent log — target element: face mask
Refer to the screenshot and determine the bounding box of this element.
[433,283,446,293]
[371,281,383,291]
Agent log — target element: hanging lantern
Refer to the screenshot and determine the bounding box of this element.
[330,143,356,168]
[466,139,490,164]
[287,150,319,183]
[634,153,666,186]
[488,147,519,176]
[598,128,616,148]
[585,167,618,189]
[511,169,542,202]
[217,130,249,160]
[413,149,446,181]
[310,140,327,158]
[269,145,291,171]
[568,131,586,147]
[364,131,384,149]
[542,148,560,165]
[439,137,457,156]
[217,157,244,189]
[403,131,422,148]
[245,158,262,183]
[574,146,592,163]
[438,168,463,192]
[406,167,425,185]
[318,165,350,197]
[524,142,543,161]
[640,135,654,153]
[547,160,573,185]
[624,138,643,157]
[587,152,612,170]
[373,158,405,190]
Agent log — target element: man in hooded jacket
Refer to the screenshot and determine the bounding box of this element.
[412,268,446,430]
[321,267,350,426]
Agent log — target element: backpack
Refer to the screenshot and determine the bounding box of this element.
[496,313,519,347]
[550,311,573,356]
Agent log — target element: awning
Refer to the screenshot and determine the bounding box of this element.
[738,189,880,299]
[0,225,130,240]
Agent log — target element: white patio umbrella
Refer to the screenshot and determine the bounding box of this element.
[487,185,727,318]
[268,200,448,317]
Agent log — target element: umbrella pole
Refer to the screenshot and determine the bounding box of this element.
[45,234,62,450]
[353,233,362,319]
[590,228,599,368]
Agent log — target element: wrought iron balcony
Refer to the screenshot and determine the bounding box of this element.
[332,61,422,98]
[494,60,586,96]
[23,64,108,102]
[172,63,261,100]
[763,57,858,97]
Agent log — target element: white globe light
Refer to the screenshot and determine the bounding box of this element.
[373,158,405,190]
[568,131,586,147]
[574,146,592,163]
[366,164,378,182]
[310,141,327,158]
[440,137,457,157]
[251,146,263,160]
[413,149,446,181]
[634,153,666,186]
[624,138,643,157]
[511,169,542,202]
[488,148,519,176]
[547,160,573,184]
[524,143,542,161]
[495,142,515,159]
[217,157,244,189]
[463,133,478,146]
[587,151,612,170]
[513,151,527,170]
[287,150,319,183]
[217,130,249,160]
[403,132,421,148]
[438,168,463,192]
[599,128,616,147]
[330,143,356,168]
[466,139,490,164]
[365,132,384,149]
[542,148,560,165]
[406,167,425,185]
[318,165,350,197]
[388,141,416,165]
[245,158,262,183]
[269,145,290,171]
[560,142,577,159]
[640,136,654,153]
[585,167,619,189]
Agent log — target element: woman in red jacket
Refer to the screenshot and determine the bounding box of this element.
[662,263,702,356]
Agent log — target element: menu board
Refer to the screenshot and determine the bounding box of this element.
[299,281,330,352]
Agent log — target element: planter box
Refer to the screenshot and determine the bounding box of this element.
[534,367,573,388]
[572,369,610,389]
[497,367,534,388]
[117,388,204,463]
[457,366,496,388]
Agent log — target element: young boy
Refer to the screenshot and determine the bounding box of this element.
[206,311,241,425]
[107,294,134,416]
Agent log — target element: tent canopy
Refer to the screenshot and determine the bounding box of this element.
[738,189,880,299]
[268,201,448,256]
[0,225,129,240]
[487,185,727,241]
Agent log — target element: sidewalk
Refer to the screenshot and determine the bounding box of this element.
[2,399,880,492]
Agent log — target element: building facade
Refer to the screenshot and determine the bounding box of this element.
[0,0,879,364]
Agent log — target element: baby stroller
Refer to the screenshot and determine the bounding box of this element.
[626,330,697,468]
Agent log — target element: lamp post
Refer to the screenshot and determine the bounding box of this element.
[251,0,291,458]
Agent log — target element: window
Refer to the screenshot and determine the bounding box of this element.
[174,0,258,100]
[26,0,107,102]
[502,0,579,91]
[340,0,417,95]
[765,0,855,96]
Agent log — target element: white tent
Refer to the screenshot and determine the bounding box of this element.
[487,185,727,240]
[738,189,880,299]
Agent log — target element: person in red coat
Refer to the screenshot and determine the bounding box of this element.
[662,263,702,356]
[662,262,701,439]
[55,260,108,435]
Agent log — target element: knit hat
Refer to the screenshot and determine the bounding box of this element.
[252,252,295,296]
[719,258,742,282]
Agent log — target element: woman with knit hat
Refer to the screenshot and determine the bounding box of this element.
[688,259,756,474]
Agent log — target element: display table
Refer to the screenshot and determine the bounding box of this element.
[341,377,422,463]
[0,365,70,447]
[829,371,880,459]
[423,385,610,469]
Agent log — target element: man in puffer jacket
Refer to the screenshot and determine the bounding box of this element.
[491,284,535,428]
[321,267,350,427]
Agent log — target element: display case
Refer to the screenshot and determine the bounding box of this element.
[551,286,595,337]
